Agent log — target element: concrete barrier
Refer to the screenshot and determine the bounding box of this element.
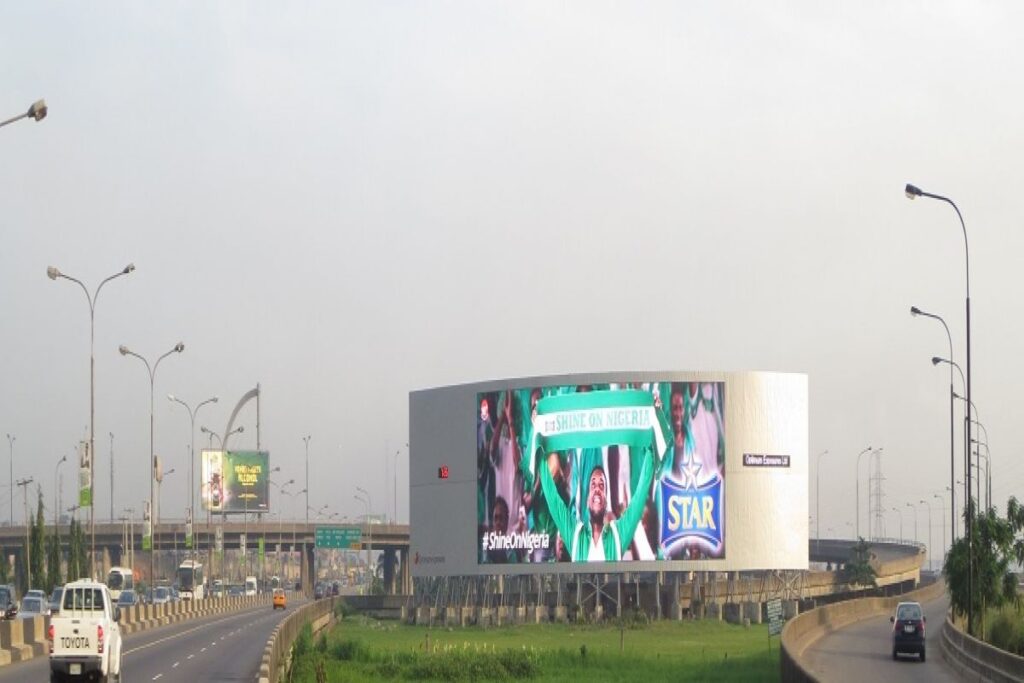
[780,580,945,682]
[0,618,33,662]
[941,614,1024,683]
[258,597,336,683]
[0,593,274,667]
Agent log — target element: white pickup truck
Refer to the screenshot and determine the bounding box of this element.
[48,579,123,683]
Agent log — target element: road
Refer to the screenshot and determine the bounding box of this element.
[0,596,305,683]
[801,591,958,682]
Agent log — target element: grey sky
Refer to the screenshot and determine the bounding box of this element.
[2,3,1022,550]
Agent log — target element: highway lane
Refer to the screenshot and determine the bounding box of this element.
[0,596,307,683]
[801,591,958,682]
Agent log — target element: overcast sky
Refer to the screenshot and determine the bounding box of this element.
[2,3,1022,558]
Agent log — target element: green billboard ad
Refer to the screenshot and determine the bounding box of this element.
[201,450,270,513]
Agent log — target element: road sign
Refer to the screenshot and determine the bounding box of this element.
[767,598,783,636]
[315,526,361,549]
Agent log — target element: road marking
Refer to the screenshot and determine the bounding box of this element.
[187,654,194,659]
[124,608,269,656]
[173,662,179,668]
[153,675,163,681]
[201,647,206,652]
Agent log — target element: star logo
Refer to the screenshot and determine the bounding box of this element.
[679,451,702,490]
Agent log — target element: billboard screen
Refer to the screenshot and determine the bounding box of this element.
[201,450,270,513]
[477,382,724,565]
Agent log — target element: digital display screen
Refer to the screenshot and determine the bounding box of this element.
[201,450,270,513]
[477,382,725,564]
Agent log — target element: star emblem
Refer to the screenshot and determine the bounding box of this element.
[679,451,702,490]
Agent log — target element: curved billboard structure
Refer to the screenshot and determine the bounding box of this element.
[410,371,807,576]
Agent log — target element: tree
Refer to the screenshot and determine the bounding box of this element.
[843,537,877,588]
[943,497,1023,637]
[47,528,62,592]
[30,487,47,591]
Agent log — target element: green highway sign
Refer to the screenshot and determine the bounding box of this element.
[315,526,362,549]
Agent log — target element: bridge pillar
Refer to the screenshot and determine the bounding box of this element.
[400,548,410,595]
[382,549,396,594]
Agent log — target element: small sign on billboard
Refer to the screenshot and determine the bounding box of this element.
[767,598,783,636]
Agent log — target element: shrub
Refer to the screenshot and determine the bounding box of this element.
[330,638,367,661]
[293,622,313,658]
[988,611,1024,656]
[334,599,355,619]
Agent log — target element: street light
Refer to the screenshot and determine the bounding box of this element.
[49,262,135,579]
[0,99,47,128]
[854,446,873,540]
[54,455,67,529]
[815,449,829,549]
[912,305,957,546]
[971,438,991,511]
[168,394,218,558]
[119,341,185,584]
[905,181,974,632]
[5,434,13,526]
[919,499,933,572]
[354,492,371,592]
[933,493,946,570]
[905,502,918,546]
[200,425,242,448]
[302,436,311,525]
[891,506,903,543]
[952,390,980,513]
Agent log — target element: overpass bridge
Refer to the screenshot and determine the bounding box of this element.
[0,520,412,595]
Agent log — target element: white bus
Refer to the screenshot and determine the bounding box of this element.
[176,560,205,600]
[106,567,134,602]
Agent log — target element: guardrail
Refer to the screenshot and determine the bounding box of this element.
[0,593,271,667]
[779,580,944,682]
[941,613,1024,683]
[259,598,336,683]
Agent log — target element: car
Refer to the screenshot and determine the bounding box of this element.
[272,588,287,610]
[0,584,17,620]
[49,579,123,683]
[49,587,63,615]
[152,586,171,605]
[228,585,244,598]
[19,596,48,618]
[314,583,325,600]
[117,589,140,608]
[26,589,46,601]
[890,601,926,661]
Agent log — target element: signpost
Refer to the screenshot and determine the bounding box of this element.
[315,526,362,549]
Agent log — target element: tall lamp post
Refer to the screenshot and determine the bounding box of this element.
[54,455,67,529]
[119,342,185,585]
[919,499,933,572]
[934,493,947,570]
[354,492,371,593]
[0,99,47,128]
[201,425,242,448]
[302,436,311,525]
[168,394,218,558]
[854,446,873,540]
[5,434,13,526]
[905,182,974,632]
[109,433,115,523]
[815,450,829,549]
[49,262,135,579]
[912,305,957,546]
[905,502,918,546]
[891,506,904,543]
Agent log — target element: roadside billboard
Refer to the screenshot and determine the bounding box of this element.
[410,371,808,576]
[201,450,270,513]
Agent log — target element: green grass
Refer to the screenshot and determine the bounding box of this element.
[288,615,781,682]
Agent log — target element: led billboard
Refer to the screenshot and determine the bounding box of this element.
[201,450,270,513]
[410,371,809,577]
[477,382,724,565]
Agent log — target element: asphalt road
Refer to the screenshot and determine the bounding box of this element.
[801,591,959,682]
[0,596,306,683]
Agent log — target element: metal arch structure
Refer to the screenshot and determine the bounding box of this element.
[223,384,261,451]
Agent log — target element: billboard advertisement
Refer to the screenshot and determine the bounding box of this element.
[201,450,270,513]
[477,382,724,565]
[410,371,809,577]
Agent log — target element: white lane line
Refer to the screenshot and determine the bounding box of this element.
[124,608,269,656]
[153,675,163,681]
[201,647,206,652]
[187,654,194,660]
[173,662,180,668]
